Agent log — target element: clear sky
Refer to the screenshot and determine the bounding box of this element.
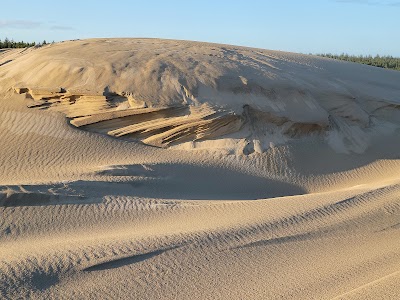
[1,0,399,56]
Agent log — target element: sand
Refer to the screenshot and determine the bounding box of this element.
[0,39,399,299]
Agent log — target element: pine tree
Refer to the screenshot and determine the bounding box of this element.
[315,53,400,71]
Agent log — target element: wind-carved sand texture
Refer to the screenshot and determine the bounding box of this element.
[0,39,400,299]
[15,87,242,148]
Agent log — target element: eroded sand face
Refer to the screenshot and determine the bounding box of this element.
[0,39,399,299]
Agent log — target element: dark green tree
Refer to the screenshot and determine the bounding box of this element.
[315,53,400,71]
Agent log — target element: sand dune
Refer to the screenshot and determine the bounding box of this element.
[0,39,399,299]
[3,39,399,152]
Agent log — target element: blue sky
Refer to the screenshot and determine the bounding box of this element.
[1,0,399,56]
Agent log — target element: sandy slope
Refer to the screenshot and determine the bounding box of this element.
[0,39,399,299]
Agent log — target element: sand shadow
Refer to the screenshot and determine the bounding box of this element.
[0,163,306,207]
[83,247,176,272]
[90,163,306,200]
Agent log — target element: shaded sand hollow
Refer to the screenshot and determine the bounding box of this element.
[0,38,399,299]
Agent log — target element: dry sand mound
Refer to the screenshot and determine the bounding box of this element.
[0,39,399,299]
[2,38,399,152]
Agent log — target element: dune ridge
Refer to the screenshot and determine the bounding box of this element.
[2,38,399,153]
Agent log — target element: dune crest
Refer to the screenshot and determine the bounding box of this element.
[2,38,399,152]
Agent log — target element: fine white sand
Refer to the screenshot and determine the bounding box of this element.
[0,39,399,299]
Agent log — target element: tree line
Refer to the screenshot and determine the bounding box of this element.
[315,53,400,71]
[0,38,51,49]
